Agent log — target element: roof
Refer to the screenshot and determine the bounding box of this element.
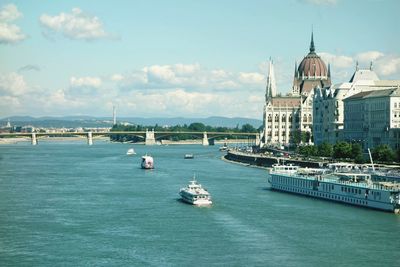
[344,87,400,101]
[349,69,379,83]
[271,96,301,107]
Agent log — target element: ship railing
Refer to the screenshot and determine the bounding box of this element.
[270,172,400,192]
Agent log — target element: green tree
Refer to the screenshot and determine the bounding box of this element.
[317,142,333,157]
[299,145,317,157]
[188,122,206,132]
[372,145,396,162]
[292,130,301,144]
[333,141,352,159]
[240,123,257,133]
[351,143,363,161]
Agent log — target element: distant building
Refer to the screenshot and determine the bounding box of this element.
[313,63,400,147]
[343,86,400,151]
[261,33,330,146]
[113,106,117,125]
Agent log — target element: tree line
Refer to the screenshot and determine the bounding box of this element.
[297,141,400,164]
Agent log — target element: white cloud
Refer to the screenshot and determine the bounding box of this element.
[114,63,265,92]
[0,3,22,21]
[0,72,28,96]
[374,56,400,76]
[319,52,353,68]
[316,51,400,81]
[40,8,110,40]
[238,72,265,84]
[0,4,25,44]
[356,51,384,64]
[110,74,124,81]
[66,76,103,98]
[70,76,102,88]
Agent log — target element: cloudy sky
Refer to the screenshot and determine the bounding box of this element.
[1,0,399,119]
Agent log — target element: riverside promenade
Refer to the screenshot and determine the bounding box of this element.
[224,149,326,168]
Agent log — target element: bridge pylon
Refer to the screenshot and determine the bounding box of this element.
[255,133,260,147]
[31,133,37,145]
[87,132,93,145]
[202,132,209,146]
[145,129,156,145]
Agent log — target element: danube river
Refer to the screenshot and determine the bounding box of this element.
[0,141,399,266]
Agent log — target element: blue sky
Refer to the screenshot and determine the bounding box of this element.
[1,0,399,119]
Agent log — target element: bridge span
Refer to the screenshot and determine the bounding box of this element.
[0,129,260,146]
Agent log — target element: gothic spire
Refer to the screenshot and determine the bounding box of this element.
[265,58,277,102]
[327,63,331,78]
[310,30,315,53]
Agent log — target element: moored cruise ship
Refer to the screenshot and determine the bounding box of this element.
[268,164,400,213]
[179,176,212,206]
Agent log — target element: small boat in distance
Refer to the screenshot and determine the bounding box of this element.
[219,139,228,151]
[141,154,154,169]
[184,154,194,159]
[179,176,212,206]
[126,148,136,155]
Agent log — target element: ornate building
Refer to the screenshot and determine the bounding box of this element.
[314,62,400,149]
[261,33,331,146]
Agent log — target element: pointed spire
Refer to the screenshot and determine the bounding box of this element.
[327,63,331,78]
[310,30,315,53]
[265,57,277,102]
[370,61,373,70]
[294,61,298,77]
[356,61,359,71]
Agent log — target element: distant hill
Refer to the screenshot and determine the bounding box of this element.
[0,116,262,128]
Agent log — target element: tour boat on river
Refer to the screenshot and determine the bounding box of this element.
[141,155,154,169]
[268,164,400,213]
[126,148,136,155]
[179,176,212,205]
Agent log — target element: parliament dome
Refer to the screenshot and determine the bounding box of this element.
[297,33,328,77]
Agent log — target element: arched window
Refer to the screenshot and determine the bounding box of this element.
[289,115,293,123]
[308,114,312,122]
[274,114,279,122]
[303,115,307,122]
[282,114,286,123]
[268,114,272,122]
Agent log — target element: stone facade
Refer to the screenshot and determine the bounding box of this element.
[261,33,329,146]
[313,64,400,148]
[343,87,400,151]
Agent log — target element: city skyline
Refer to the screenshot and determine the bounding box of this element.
[1,0,399,118]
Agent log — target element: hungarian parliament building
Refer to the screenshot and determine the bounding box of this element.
[261,33,400,151]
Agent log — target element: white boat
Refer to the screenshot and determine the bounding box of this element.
[179,176,212,205]
[141,155,154,169]
[126,148,136,155]
[268,164,400,213]
[184,154,194,159]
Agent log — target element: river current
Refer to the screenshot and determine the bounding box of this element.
[0,141,399,266]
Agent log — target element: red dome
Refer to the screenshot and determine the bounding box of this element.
[297,32,328,77]
[298,53,327,77]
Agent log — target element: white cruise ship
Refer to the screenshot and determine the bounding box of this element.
[268,164,400,213]
[179,176,212,205]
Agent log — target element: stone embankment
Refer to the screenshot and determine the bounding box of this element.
[224,150,325,168]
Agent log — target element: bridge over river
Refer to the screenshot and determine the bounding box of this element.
[0,129,260,146]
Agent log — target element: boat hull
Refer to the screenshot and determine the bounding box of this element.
[269,173,400,213]
[179,191,212,206]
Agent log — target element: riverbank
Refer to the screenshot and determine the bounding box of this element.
[0,136,109,144]
[224,149,326,168]
[0,137,30,144]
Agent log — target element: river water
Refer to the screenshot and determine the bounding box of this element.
[0,141,399,266]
